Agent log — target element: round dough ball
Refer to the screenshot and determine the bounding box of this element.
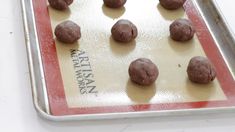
[48,0,73,10]
[187,56,216,84]
[55,20,81,43]
[159,0,186,10]
[111,19,138,43]
[129,58,159,86]
[170,18,195,42]
[103,0,127,8]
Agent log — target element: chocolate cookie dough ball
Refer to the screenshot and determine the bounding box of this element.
[159,0,186,10]
[103,0,127,8]
[48,0,73,10]
[170,18,195,42]
[129,58,159,86]
[55,20,81,43]
[111,19,138,43]
[187,56,216,84]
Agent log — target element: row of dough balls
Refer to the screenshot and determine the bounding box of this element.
[48,0,186,10]
[54,18,195,44]
[52,0,195,44]
[51,0,195,44]
[49,0,217,86]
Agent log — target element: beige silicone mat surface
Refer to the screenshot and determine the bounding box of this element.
[48,0,226,108]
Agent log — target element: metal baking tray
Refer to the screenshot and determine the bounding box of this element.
[21,0,235,121]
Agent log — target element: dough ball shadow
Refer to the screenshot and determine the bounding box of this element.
[168,37,195,55]
[55,39,80,56]
[102,4,126,19]
[126,79,157,104]
[157,3,185,21]
[48,6,71,21]
[109,36,136,56]
[185,78,215,108]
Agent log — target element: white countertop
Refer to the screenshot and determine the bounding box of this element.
[0,0,235,131]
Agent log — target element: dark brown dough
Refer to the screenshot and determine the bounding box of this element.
[103,0,127,8]
[111,19,138,43]
[129,58,159,86]
[159,0,186,10]
[187,56,216,84]
[48,0,73,10]
[55,20,81,43]
[170,18,195,42]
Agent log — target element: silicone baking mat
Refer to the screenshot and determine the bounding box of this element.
[32,0,235,116]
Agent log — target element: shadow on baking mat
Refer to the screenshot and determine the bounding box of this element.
[126,79,156,104]
[54,39,80,55]
[48,6,71,21]
[186,79,214,101]
[168,37,195,55]
[109,37,136,56]
[157,3,185,21]
[102,4,126,19]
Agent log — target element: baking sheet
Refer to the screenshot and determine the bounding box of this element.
[22,0,235,120]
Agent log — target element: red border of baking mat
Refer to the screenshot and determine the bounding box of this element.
[32,0,235,116]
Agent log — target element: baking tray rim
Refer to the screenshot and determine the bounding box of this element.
[36,103,235,121]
